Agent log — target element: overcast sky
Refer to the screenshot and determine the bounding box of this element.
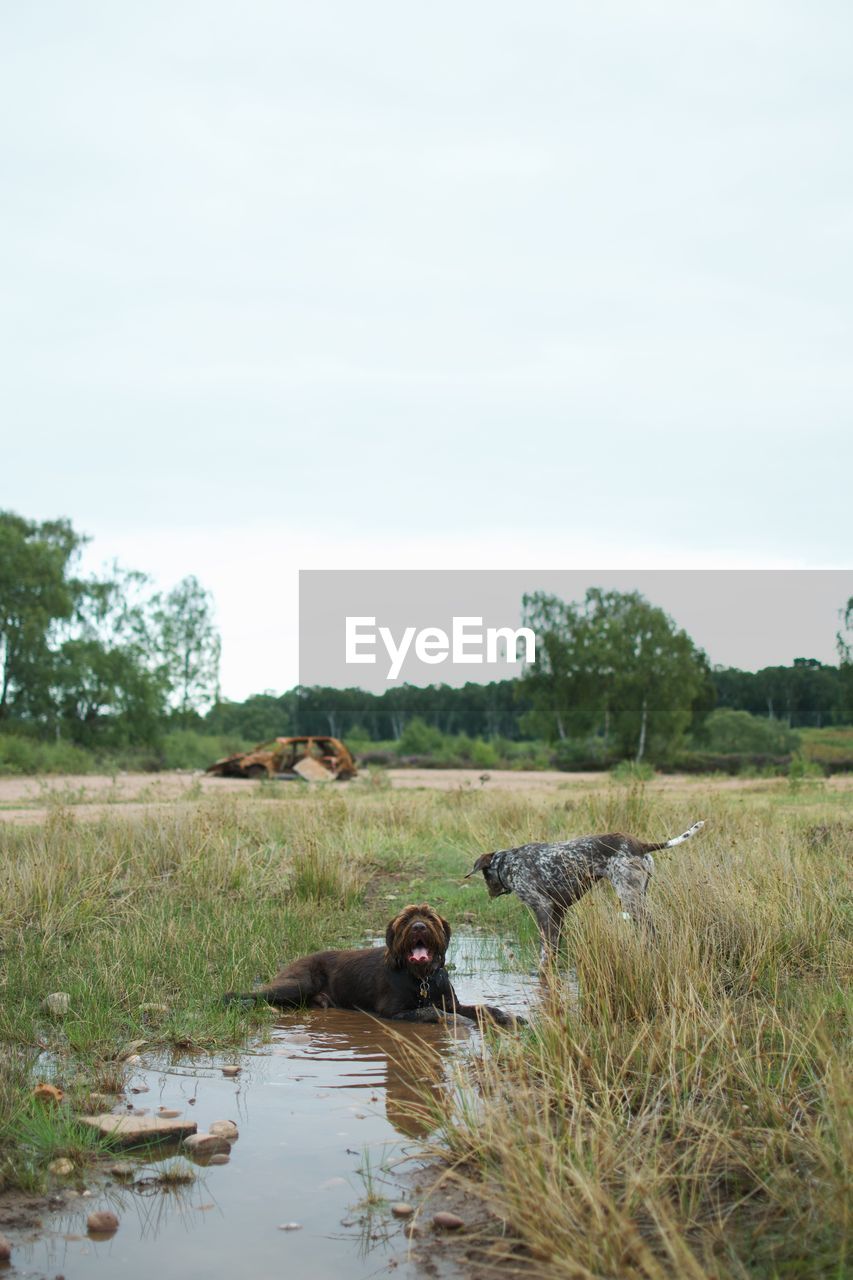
[2,3,851,698]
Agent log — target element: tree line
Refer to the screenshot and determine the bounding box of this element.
[2,511,851,762]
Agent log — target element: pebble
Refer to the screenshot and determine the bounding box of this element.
[432,1211,464,1231]
[391,1202,415,1218]
[109,1164,135,1179]
[86,1210,119,1235]
[183,1133,231,1157]
[278,1222,302,1231]
[158,1108,181,1118]
[207,1153,230,1166]
[221,1065,241,1078]
[48,1158,75,1177]
[0,1234,11,1262]
[209,1120,238,1140]
[33,1083,64,1106]
[43,992,70,1016]
[86,1094,114,1111]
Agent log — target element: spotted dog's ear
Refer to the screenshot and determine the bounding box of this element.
[464,852,495,879]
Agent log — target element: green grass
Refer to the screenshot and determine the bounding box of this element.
[0,777,850,1278]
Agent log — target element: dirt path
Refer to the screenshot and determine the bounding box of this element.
[0,768,849,824]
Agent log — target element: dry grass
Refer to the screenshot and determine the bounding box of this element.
[0,774,849,1279]
[421,786,852,1278]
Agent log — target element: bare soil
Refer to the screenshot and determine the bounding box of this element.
[0,768,849,824]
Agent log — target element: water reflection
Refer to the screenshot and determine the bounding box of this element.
[271,1009,468,1137]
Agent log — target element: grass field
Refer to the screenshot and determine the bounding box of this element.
[0,773,850,1277]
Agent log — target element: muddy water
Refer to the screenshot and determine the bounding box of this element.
[18,934,536,1280]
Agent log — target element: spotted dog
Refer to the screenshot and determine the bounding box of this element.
[465,821,705,960]
[224,902,519,1025]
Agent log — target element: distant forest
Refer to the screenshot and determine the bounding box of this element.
[208,658,850,746]
[2,511,851,772]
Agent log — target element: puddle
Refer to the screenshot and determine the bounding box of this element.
[15,933,537,1280]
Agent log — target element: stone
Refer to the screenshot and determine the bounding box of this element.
[391,1202,415,1218]
[207,1153,230,1165]
[78,1113,197,1146]
[49,1158,75,1177]
[220,1065,241,1078]
[33,1083,64,1106]
[278,1222,302,1231]
[157,1108,181,1118]
[108,1164,135,1179]
[43,993,70,1016]
[86,1211,119,1235]
[183,1133,232,1157]
[208,1120,238,1140]
[432,1211,464,1230]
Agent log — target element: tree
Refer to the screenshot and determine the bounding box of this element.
[154,576,221,726]
[837,597,853,722]
[521,588,709,762]
[0,512,85,719]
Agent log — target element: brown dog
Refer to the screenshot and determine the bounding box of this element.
[224,903,519,1025]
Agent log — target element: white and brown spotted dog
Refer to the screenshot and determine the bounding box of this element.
[465,821,705,960]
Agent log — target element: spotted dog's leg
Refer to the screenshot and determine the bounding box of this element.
[523,891,566,966]
[605,854,656,935]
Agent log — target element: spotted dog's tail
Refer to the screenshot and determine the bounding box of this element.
[639,820,705,854]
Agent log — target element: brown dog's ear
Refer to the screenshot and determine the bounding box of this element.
[464,852,495,879]
[439,915,452,947]
[385,911,403,950]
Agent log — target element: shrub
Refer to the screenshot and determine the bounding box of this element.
[699,708,800,755]
[0,734,97,776]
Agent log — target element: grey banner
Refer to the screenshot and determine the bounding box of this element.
[298,569,851,693]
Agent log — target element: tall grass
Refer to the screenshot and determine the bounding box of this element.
[421,790,852,1279]
[0,776,849,1280]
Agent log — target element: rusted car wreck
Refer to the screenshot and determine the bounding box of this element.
[206,736,358,781]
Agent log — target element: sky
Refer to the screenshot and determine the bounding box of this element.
[2,3,851,698]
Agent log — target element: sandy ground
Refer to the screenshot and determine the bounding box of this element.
[0,768,849,825]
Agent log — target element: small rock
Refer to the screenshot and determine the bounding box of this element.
[432,1211,464,1231]
[109,1164,135,1179]
[207,1153,230,1166]
[43,992,70,1016]
[278,1222,302,1231]
[209,1120,238,1140]
[49,1158,75,1177]
[221,1065,241,1078]
[124,1055,142,1066]
[0,1234,11,1262]
[81,1190,93,1197]
[86,1210,119,1235]
[33,1083,64,1106]
[403,1222,422,1239]
[130,1084,149,1094]
[183,1133,231,1157]
[157,1108,181,1118]
[391,1202,415,1218]
[85,1094,114,1112]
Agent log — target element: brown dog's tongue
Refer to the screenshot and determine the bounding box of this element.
[409,945,431,963]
